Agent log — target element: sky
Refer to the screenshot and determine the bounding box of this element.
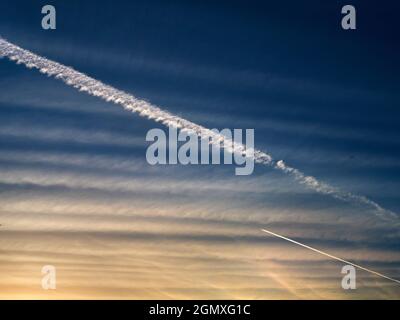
[0,0,400,299]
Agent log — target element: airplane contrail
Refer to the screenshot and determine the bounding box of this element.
[261,228,400,285]
[0,37,397,222]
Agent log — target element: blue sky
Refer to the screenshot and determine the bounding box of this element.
[0,0,400,298]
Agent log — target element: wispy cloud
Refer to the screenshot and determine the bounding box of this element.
[0,37,397,223]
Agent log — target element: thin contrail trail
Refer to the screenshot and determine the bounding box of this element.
[0,37,397,222]
[261,228,400,285]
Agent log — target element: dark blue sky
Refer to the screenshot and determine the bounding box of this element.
[1,0,400,209]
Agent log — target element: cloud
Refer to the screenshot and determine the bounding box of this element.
[0,37,397,222]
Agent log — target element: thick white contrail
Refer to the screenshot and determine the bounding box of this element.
[261,228,400,285]
[0,37,397,222]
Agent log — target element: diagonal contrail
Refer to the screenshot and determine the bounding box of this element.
[261,228,400,285]
[0,37,397,222]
